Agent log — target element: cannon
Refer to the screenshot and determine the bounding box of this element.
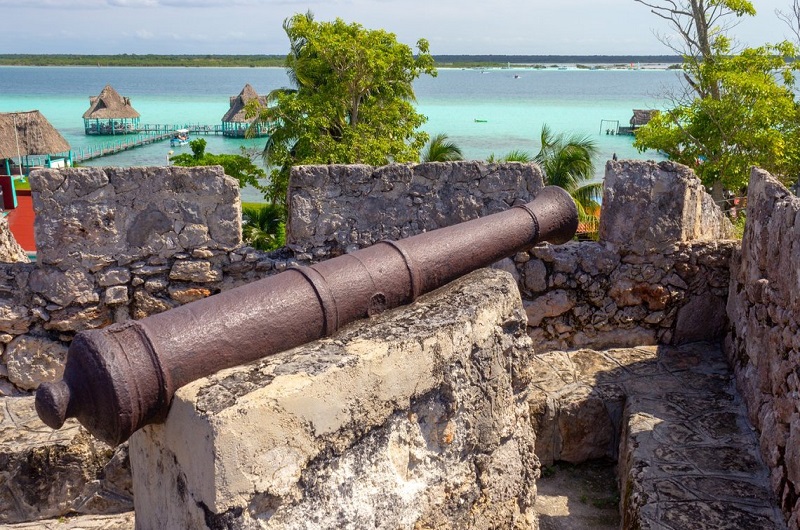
[35,186,578,446]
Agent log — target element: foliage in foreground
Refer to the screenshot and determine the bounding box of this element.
[253,13,437,206]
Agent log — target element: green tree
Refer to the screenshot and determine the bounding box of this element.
[170,138,268,193]
[633,40,800,192]
[632,0,756,99]
[254,14,436,206]
[632,0,800,196]
[421,133,463,162]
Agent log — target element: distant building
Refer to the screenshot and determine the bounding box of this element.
[630,109,655,130]
[83,85,141,135]
[221,84,270,138]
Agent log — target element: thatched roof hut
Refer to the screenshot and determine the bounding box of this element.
[221,84,270,138]
[630,109,655,128]
[83,85,141,135]
[0,111,70,159]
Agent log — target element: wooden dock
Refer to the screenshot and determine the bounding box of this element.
[73,124,226,163]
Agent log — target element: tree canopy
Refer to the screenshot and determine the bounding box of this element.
[632,0,800,193]
[254,13,436,206]
[634,41,800,192]
[169,138,267,193]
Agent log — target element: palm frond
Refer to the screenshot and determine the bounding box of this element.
[422,133,464,162]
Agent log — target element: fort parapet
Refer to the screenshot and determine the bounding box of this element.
[0,160,797,529]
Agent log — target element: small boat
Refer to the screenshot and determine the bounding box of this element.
[170,129,190,147]
[474,119,488,123]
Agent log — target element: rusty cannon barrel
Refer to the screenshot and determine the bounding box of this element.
[35,186,578,445]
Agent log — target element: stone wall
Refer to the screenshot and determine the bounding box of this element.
[286,160,735,352]
[0,161,734,394]
[287,161,544,258]
[515,161,734,351]
[0,160,764,527]
[726,167,800,527]
[0,166,286,395]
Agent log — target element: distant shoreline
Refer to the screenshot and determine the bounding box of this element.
[0,54,683,68]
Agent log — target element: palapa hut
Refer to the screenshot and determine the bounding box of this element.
[0,111,71,177]
[83,85,141,135]
[0,110,72,209]
[630,109,655,130]
[221,84,270,138]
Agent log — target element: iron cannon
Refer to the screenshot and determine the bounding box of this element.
[35,186,578,446]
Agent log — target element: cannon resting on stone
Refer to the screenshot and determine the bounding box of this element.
[35,186,578,446]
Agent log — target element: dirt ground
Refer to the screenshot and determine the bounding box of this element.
[534,459,621,530]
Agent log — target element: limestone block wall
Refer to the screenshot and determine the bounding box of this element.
[287,161,544,258]
[726,168,800,527]
[515,239,735,351]
[130,269,538,529]
[0,160,744,526]
[287,160,735,352]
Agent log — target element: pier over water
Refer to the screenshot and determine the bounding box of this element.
[73,123,227,163]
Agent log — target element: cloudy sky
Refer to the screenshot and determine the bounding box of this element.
[0,0,792,56]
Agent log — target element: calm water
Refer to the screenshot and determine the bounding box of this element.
[0,66,682,201]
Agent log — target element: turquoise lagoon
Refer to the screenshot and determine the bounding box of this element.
[0,66,682,202]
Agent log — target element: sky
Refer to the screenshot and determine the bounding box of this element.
[0,0,794,56]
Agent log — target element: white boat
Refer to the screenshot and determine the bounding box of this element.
[170,129,190,147]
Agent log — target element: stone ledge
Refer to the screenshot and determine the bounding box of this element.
[129,268,539,529]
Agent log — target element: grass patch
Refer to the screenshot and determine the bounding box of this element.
[13,177,30,191]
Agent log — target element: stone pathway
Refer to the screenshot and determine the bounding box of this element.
[528,341,787,529]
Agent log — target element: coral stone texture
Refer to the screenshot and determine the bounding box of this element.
[30,166,242,270]
[287,161,545,257]
[129,269,539,530]
[0,215,29,263]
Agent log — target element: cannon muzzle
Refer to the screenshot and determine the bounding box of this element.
[36,186,578,445]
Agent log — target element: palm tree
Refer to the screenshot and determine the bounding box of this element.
[242,204,286,251]
[421,133,463,162]
[533,124,601,222]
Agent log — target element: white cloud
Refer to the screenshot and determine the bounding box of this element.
[135,29,156,39]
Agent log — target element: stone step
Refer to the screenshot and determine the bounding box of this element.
[0,396,133,525]
[527,342,786,529]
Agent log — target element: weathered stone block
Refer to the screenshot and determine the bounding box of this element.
[30,167,242,270]
[0,396,133,524]
[129,269,538,529]
[600,160,733,253]
[287,162,544,256]
[5,335,68,390]
[0,215,29,263]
